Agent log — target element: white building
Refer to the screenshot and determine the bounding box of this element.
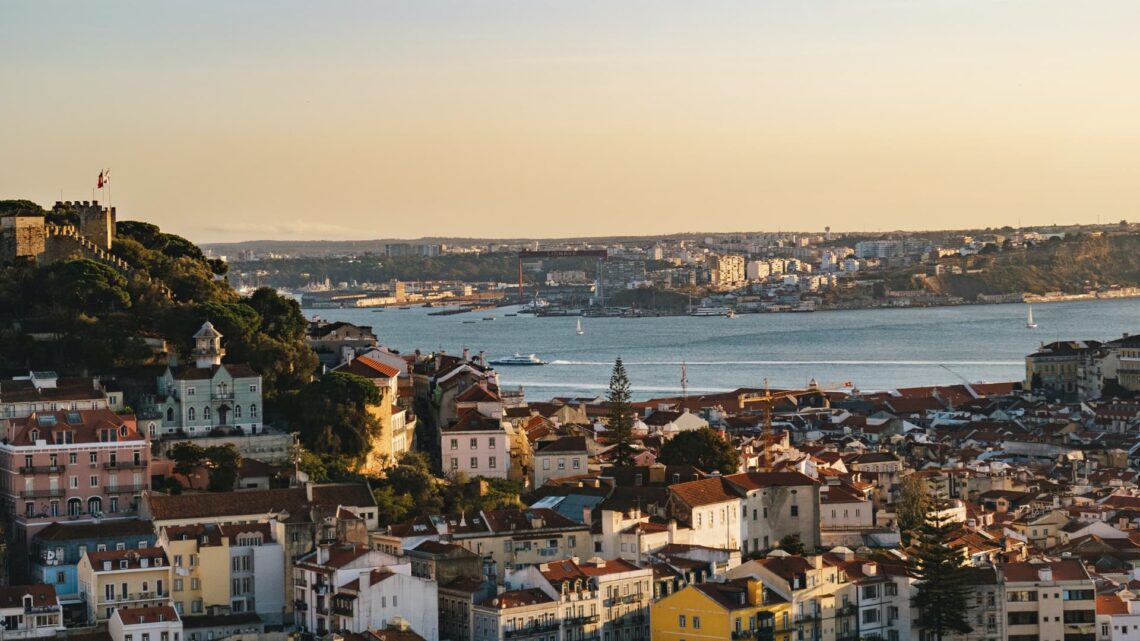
[0,585,64,638]
[727,472,822,554]
[108,605,182,641]
[441,411,512,480]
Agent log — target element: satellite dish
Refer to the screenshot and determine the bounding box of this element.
[45,550,55,561]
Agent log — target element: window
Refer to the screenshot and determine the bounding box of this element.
[572,458,581,469]
[450,439,458,450]
[862,585,878,599]
[187,387,195,396]
[91,475,98,487]
[234,405,242,419]
[451,458,459,470]
[69,452,77,464]
[790,504,799,517]
[470,457,478,468]
[543,459,550,470]
[489,437,496,448]
[1063,589,1094,601]
[1007,612,1038,626]
[470,438,478,449]
[70,476,78,489]
[489,457,497,469]
[678,615,686,628]
[862,610,879,624]
[885,583,898,596]
[90,453,98,464]
[188,408,195,421]
[249,384,257,392]
[558,458,565,470]
[693,617,701,629]
[249,404,257,418]
[174,579,183,592]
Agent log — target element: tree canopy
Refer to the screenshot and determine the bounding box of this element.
[910,509,972,641]
[291,372,382,461]
[658,427,740,474]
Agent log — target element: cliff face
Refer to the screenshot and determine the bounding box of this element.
[922,235,1140,300]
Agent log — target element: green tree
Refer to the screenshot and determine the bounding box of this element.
[778,534,805,555]
[294,372,382,460]
[896,473,931,542]
[203,444,242,492]
[657,427,740,474]
[911,510,973,641]
[606,357,634,466]
[168,442,205,489]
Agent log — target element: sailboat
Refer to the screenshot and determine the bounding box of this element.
[576,318,584,335]
[1026,305,1038,329]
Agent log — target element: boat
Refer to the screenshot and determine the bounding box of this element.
[504,313,518,317]
[1027,305,1038,329]
[483,317,495,321]
[576,318,584,335]
[488,353,547,366]
[461,320,477,324]
[726,310,736,319]
[691,306,731,317]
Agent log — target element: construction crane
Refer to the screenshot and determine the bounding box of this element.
[516,249,608,303]
[740,378,850,471]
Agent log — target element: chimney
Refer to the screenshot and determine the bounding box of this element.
[1038,566,1053,582]
[463,347,471,362]
[478,351,486,366]
[862,563,877,576]
[746,578,763,606]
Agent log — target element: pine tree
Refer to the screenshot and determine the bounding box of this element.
[607,357,634,466]
[911,509,973,641]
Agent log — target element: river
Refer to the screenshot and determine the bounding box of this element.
[303,298,1140,399]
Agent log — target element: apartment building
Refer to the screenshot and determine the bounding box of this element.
[727,472,822,554]
[0,408,151,549]
[532,436,588,488]
[77,547,171,623]
[472,588,560,641]
[0,371,119,419]
[650,578,792,641]
[666,477,741,551]
[998,560,1095,641]
[442,411,512,480]
[729,554,856,641]
[108,605,182,641]
[0,584,64,639]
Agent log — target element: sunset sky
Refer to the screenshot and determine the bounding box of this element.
[2,1,1139,243]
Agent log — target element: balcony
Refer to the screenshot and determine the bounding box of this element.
[104,484,148,495]
[835,604,857,617]
[103,459,147,470]
[19,465,64,475]
[212,392,235,401]
[25,604,58,614]
[332,605,354,616]
[293,600,308,611]
[564,614,599,625]
[294,578,309,587]
[504,622,560,638]
[315,606,330,615]
[20,488,65,499]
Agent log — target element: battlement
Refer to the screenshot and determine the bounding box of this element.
[52,200,116,250]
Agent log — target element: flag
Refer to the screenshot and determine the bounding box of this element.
[103,168,110,185]
[97,171,104,189]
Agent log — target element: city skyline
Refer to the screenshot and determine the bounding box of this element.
[3,1,1139,243]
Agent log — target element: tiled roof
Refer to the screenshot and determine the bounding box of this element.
[999,560,1091,583]
[87,547,167,570]
[536,436,588,455]
[479,588,554,609]
[7,409,143,446]
[34,519,154,542]
[669,477,741,508]
[170,363,259,380]
[337,356,400,379]
[0,584,57,609]
[115,605,179,625]
[726,471,819,491]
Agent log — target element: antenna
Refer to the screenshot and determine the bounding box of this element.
[681,361,688,401]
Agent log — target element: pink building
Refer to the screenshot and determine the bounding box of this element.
[0,408,152,547]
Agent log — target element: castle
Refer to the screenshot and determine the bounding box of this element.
[0,200,117,265]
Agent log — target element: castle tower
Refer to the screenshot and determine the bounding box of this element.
[192,321,225,368]
[74,201,116,250]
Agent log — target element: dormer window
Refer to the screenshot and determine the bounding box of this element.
[29,429,39,442]
[120,560,128,569]
[103,561,111,571]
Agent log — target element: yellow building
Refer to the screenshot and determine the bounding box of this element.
[650,578,792,641]
[158,524,230,616]
[77,547,171,623]
[334,355,412,474]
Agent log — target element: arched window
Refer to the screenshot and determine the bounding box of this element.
[166,408,174,422]
[67,498,82,517]
[234,405,242,419]
[88,497,102,515]
[203,406,212,421]
[249,404,258,418]
[188,407,195,421]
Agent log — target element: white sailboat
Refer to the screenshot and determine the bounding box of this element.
[1026,305,1038,329]
[576,318,584,335]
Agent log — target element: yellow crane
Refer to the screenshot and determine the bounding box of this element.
[740,378,850,470]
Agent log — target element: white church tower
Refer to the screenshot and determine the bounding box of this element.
[192,321,225,368]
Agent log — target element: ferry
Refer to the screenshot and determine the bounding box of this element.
[488,353,547,366]
[691,306,731,317]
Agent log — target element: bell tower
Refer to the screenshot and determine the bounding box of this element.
[192,321,225,368]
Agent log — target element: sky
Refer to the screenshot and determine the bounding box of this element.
[2,1,1139,243]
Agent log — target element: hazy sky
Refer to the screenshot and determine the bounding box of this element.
[3,1,1139,243]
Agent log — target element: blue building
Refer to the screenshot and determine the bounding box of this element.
[30,519,156,623]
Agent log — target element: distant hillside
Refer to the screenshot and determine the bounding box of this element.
[916,234,1140,299]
